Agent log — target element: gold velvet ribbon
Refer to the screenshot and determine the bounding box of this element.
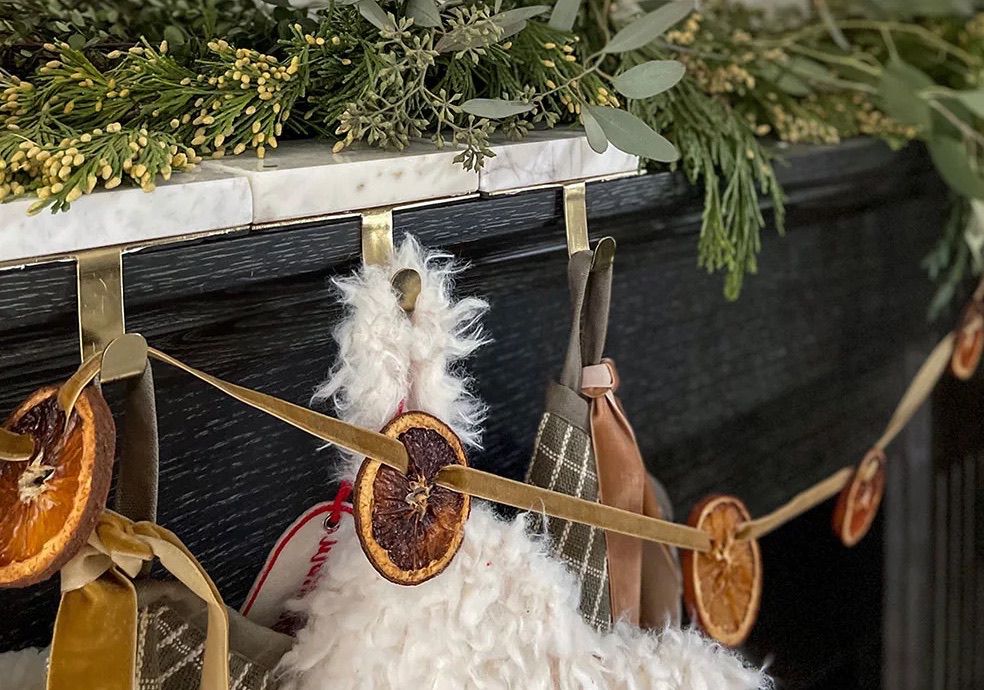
[581,359,646,625]
[48,510,230,690]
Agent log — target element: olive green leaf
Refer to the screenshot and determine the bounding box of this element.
[787,56,835,84]
[461,98,534,118]
[586,105,678,162]
[603,0,694,54]
[612,60,685,99]
[163,24,186,47]
[407,0,442,28]
[759,62,811,96]
[492,5,551,27]
[358,0,395,31]
[549,0,581,33]
[878,58,934,129]
[928,136,984,199]
[954,89,984,119]
[435,5,548,52]
[580,108,608,154]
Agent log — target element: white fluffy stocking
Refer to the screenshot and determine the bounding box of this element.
[282,237,770,689]
[0,647,47,690]
[312,236,489,476]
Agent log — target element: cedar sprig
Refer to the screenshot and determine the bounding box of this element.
[24,124,199,213]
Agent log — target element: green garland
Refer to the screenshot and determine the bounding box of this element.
[1,0,982,307]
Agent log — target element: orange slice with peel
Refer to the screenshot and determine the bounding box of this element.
[353,412,470,585]
[682,494,762,647]
[0,386,114,588]
[952,301,984,381]
[832,448,886,547]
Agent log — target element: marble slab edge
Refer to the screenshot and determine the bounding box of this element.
[0,131,641,267]
[0,166,253,266]
[478,129,641,194]
[204,140,480,227]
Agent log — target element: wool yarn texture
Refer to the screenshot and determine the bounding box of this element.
[282,237,770,690]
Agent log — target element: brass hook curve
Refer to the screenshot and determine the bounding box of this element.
[360,207,421,315]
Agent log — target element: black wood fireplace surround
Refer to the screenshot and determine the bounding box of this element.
[0,139,978,689]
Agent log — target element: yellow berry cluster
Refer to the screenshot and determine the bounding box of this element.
[1,76,33,131]
[666,13,703,46]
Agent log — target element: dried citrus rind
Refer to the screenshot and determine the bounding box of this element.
[832,448,886,548]
[353,412,470,586]
[682,494,762,647]
[0,386,114,588]
[952,301,984,381]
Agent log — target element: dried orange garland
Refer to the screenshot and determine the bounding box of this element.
[0,286,978,647]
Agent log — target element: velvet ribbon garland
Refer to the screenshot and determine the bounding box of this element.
[581,359,646,625]
[47,511,229,690]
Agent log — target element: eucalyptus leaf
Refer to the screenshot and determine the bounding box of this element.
[358,0,395,31]
[878,58,934,129]
[787,56,835,83]
[461,98,534,118]
[954,89,984,119]
[407,0,441,27]
[759,62,811,96]
[580,109,608,154]
[928,136,984,199]
[163,24,186,46]
[492,5,550,25]
[603,0,694,54]
[436,6,546,52]
[586,105,678,162]
[612,60,685,99]
[549,0,581,33]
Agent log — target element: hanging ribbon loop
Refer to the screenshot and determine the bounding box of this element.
[48,511,230,690]
[582,358,646,625]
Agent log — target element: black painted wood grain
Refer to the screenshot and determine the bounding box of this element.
[0,139,947,689]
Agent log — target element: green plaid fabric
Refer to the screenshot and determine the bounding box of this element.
[527,412,612,631]
[135,597,286,690]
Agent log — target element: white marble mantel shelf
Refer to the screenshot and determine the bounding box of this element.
[0,129,639,265]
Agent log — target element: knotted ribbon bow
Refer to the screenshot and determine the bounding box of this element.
[581,358,646,625]
[48,510,229,690]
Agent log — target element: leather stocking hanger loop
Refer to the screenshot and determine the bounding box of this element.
[582,359,647,625]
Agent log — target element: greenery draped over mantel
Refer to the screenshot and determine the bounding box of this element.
[1,0,982,308]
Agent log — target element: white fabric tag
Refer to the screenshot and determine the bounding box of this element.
[241,482,353,635]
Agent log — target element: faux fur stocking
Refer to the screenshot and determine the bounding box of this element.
[282,237,770,689]
[312,236,488,476]
[0,647,47,690]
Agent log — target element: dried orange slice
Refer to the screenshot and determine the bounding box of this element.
[832,448,886,547]
[353,412,470,585]
[682,495,762,647]
[0,386,114,588]
[952,301,984,381]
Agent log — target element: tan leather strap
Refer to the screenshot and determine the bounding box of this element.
[49,511,229,690]
[736,467,854,540]
[737,333,954,541]
[874,333,954,450]
[582,359,645,625]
